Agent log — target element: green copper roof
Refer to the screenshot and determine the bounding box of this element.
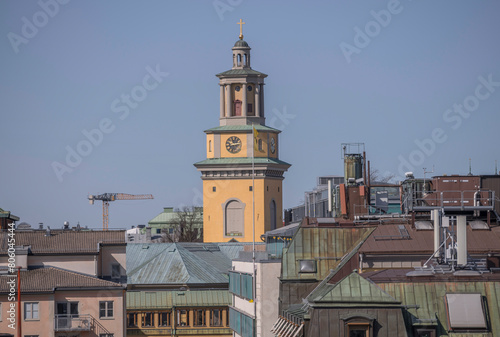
[216,68,267,77]
[308,272,400,306]
[127,290,231,309]
[233,40,249,48]
[204,124,280,133]
[194,157,291,167]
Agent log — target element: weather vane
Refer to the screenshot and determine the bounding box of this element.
[237,19,245,40]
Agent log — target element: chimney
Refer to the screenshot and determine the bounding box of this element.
[63,221,69,230]
[457,215,467,266]
[45,226,51,237]
[146,227,152,241]
[38,223,43,230]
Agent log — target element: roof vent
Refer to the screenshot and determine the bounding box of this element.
[45,226,51,237]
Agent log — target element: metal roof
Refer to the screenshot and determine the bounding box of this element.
[307,272,400,307]
[280,226,375,281]
[204,125,280,133]
[364,271,500,334]
[359,223,500,255]
[216,68,267,77]
[0,208,19,220]
[194,157,291,167]
[127,290,230,309]
[127,243,252,285]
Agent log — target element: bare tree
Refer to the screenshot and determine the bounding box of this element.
[369,168,396,184]
[161,206,203,242]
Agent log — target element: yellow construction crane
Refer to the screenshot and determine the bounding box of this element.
[88,193,154,230]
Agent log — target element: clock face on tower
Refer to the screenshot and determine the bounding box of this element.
[225,136,242,153]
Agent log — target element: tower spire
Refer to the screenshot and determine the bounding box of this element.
[237,19,245,40]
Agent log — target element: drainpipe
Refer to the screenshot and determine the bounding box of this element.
[17,267,21,337]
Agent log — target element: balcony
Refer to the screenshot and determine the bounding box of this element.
[54,314,91,331]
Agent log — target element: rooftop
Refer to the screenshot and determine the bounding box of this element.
[0,266,123,293]
[0,229,125,255]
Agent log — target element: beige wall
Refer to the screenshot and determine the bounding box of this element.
[0,293,54,336]
[100,245,126,279]
[0,289,125,337]
[0,254,97,276]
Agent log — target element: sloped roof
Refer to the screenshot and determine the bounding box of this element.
[281,225,375,281]
[359,224,500,255]
[216,68,267,77]
[204,125,280,133]
[364,270,500,333]
[0,267,123,293]
[307,272,400,307]
[0,229,125,255]
[127,290,230,309]
[0,208,19,221]
[194,157,291,168]
[127,242,251,285]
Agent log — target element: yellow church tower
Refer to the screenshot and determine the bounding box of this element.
[194,20,291,243]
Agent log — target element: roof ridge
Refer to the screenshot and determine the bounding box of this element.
[127,244,174,276]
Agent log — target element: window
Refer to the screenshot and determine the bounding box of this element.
[229,308,254,337]
[99,301,113,318]
[142,312,153,327]
[24,302,39,320]
[414,329,435,337]
[258,139,262,151]
[348,324,369,337]
[270,200,277,230]
[209,140,212,152]
[177,309,189,327]
[210,309,223,327]
[229,271,253,300]
[299,260,317,273]
[111,264,120,279]
[247,103,253,114]
[445,293,487,330]
[194,309,206,326]
[212,186,216,192]
[127,312,138,327]
[159,312,170,327]
[100,334,114,337]
[225,199,244,236]
[249,186,252,191]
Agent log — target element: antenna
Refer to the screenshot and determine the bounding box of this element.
[496,160,498,175]
[423,166,434,193]
[468,158,472,176]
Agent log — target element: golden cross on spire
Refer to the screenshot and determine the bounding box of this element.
[237,19,245,40]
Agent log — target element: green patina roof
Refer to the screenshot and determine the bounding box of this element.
[280,226,375,281]
[233,40,249,48]
[194,157,291,167]
[377,279,500,335]
[127,290,231,309]
[308,272,400,307]
[204,124,281,133]
[216,68,267,77]
[0,207,19,220]
[148,207,202,226]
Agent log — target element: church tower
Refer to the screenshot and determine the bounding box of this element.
[194,20,291,243]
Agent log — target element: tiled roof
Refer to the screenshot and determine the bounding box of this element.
[0,229,125,255]
[359,224,500,255]
[127,242,252,285]
[0,267,123,293]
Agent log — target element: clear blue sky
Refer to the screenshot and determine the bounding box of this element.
[1,0,499,229]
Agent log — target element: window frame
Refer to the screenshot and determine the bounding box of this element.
[99,301,114,319]
[24,302,39,321]
[194,309,206,327]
